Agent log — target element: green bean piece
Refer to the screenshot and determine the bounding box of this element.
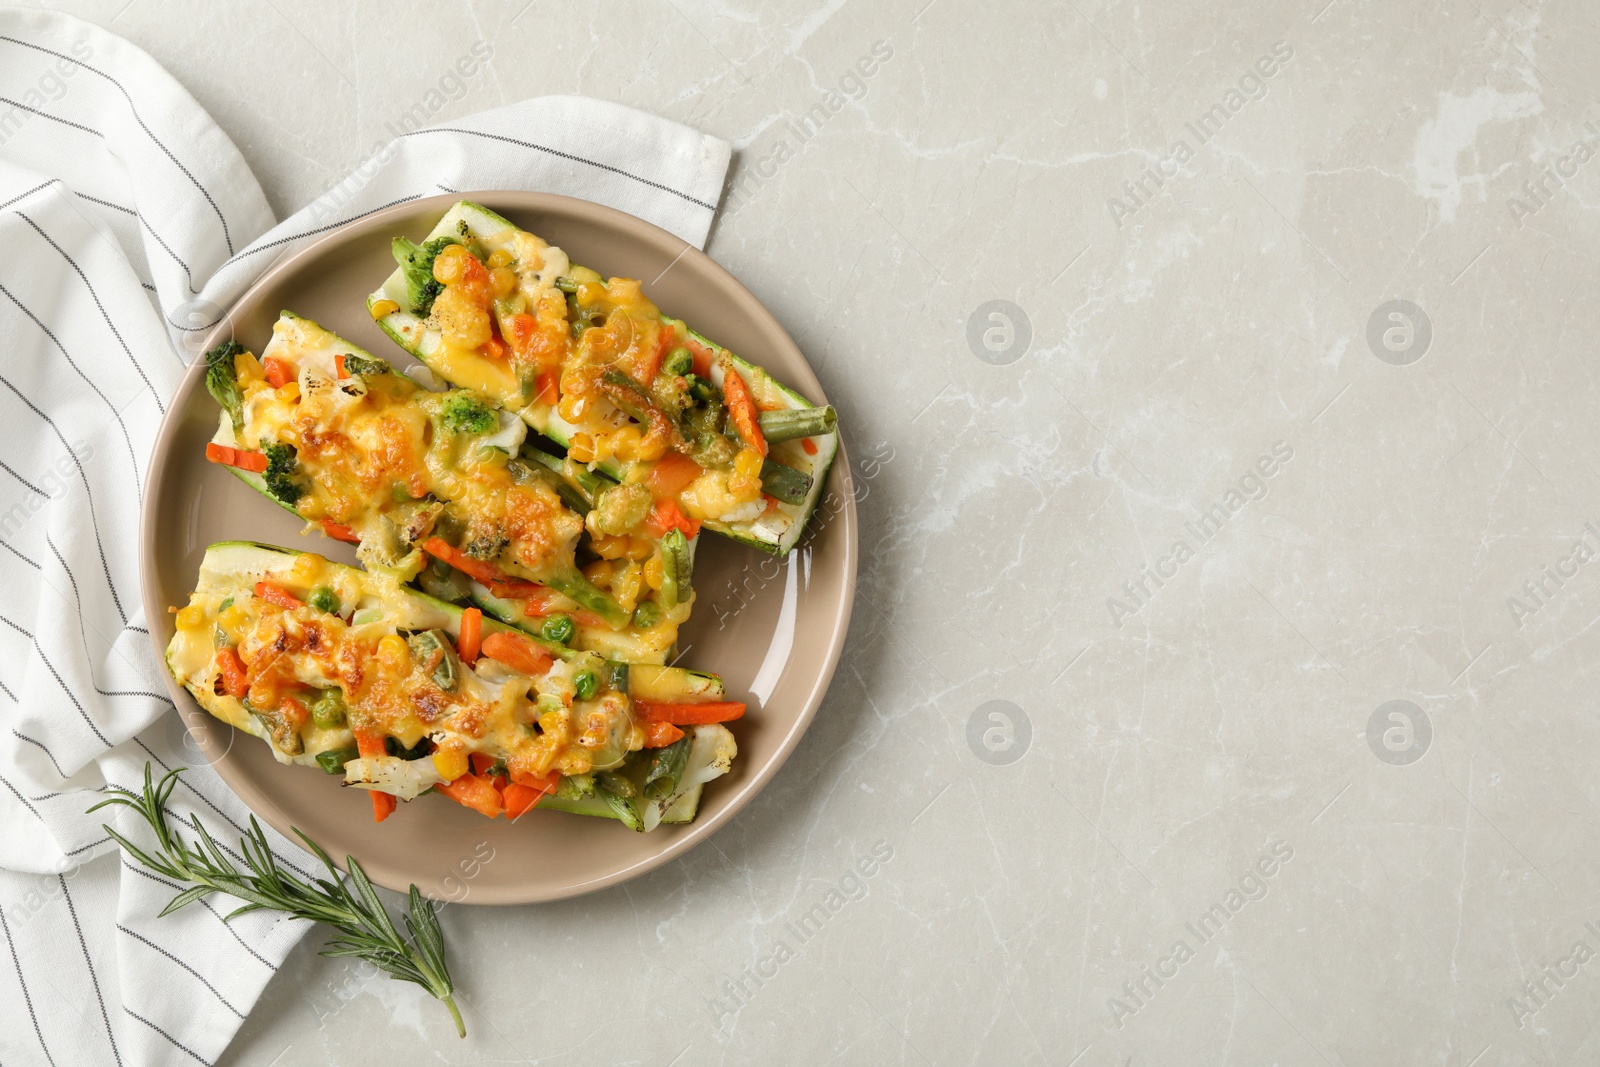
[311,689,348,729]
[760,459,813,505]
[662,346,693,377]
[218,596,234,612]
[541,614,575,644]
[597,787,644,831]
[643,737,692,801]
[632,600,662,628]
[758,405,836,443]
[556,772,595,800]
[573,670,599,701]
[596,770,636,799]
[315,746,359,774]
[308,587,340,615]
[659,529,692,610]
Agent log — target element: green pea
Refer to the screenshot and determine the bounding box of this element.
[573,670,599,701]
[662,346,693,377]
[631,601,662,629]
[308,587,340,615]
[311,689,347,729]
[541,614,576,644]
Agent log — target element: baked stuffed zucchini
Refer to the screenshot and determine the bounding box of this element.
[165,542,740,830]
[365,200,838,556]
[202,312,696,662]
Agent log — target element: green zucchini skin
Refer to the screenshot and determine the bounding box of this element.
[366,200,840,556]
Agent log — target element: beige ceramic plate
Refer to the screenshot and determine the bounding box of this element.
[139,191,857,904]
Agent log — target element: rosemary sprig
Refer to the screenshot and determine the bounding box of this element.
[89,764,465,1037]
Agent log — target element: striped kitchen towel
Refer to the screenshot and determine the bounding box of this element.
[0,8,730,1065]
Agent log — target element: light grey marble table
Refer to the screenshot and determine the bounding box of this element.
[34,0,1600,1062]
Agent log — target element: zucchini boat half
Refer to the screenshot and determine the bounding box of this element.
[202,311,697,661]
[165,541,738,830]
[365,200,839,556]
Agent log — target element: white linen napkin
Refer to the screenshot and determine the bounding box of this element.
[0,8,730,1065]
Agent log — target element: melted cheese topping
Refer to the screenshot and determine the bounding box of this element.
[418,233,782,525]
[169,554,642,781]
[232,315,583,584]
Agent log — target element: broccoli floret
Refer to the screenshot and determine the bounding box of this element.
[391,235,460,316]
[338,352,390,378]
[261,442,304,504]
[463,531,508,561]
[441,392,496,435]
[206,340,247,366]
[204,341,247,434]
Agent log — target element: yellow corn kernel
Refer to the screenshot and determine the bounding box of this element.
[432,244,470,285]
[175,604,206,630]
[729,472,762,499]
[583,560,614,588]
[633,434,668,463]
[568,432,596,463]
[643,553,663,590]
[376,634,411,673]
[219,602,249,632]
[235,352,266,387]
[432,747,469,783]
[626,536,654,561]
[609,424,642,460]
[733,448,763,479]
[612,562,642,611]
[559,395,587,423]
[369,298,400,320]
[593,535,630,560]
[538,709,567,738]
[291,553,323,585]
[486,249,513,269]
[489,266,518,299]
[576,282,606,304]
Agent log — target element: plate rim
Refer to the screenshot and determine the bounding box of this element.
[138,189,858,904]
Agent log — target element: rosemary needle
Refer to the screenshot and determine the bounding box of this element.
[89,764,465,1037]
